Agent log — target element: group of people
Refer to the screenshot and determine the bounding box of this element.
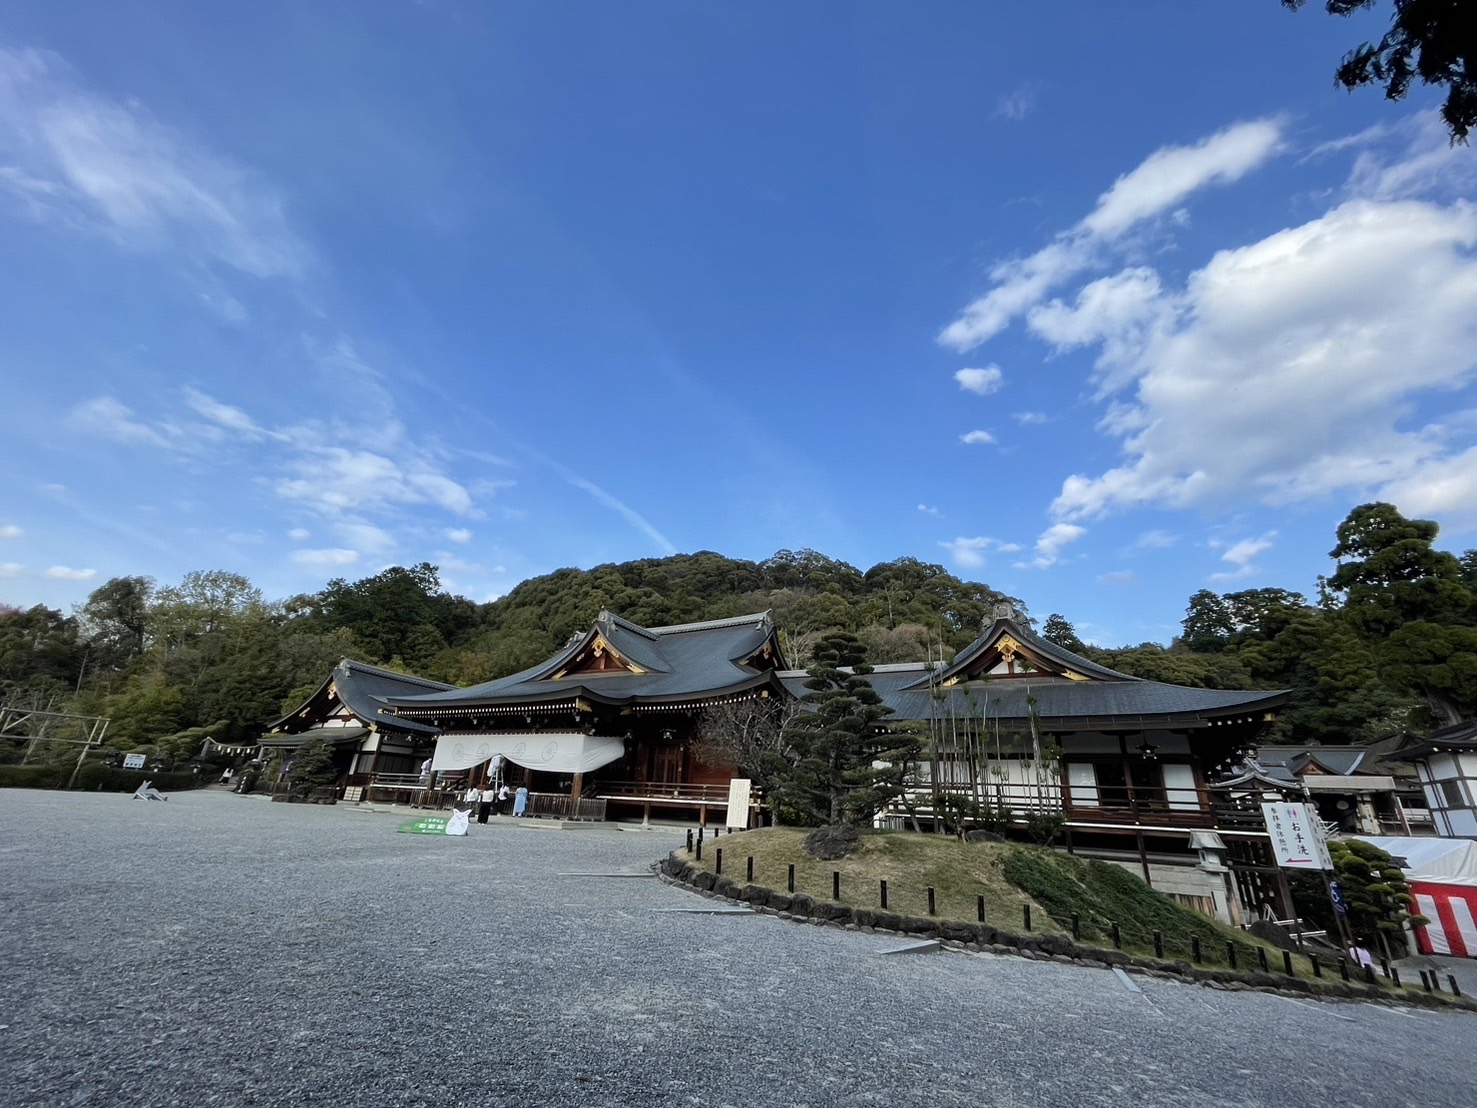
[462,781,530,823]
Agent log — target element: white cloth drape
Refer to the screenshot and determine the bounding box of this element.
[430,732,625,774]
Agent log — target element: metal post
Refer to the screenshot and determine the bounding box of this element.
[1309,954,1321,978]
[686,828,693,852]
[1112,922,1121,950]
[1226,942,1237,970]
[1282,951,1294,976]
[1449,974,1462,997]
[746,856,754,882]
[880,880,888,910]
[1023,905,1031,931]
[1258,948,1269,973]
[715,848,722,876]
[833,871,841,900]
[1421,970,1432,992]
[1380,957,1391,978]
[1391,967,1401,988]
[787,863,794,893]
[1071,913,1081,941]
[695,838,702,861]
[927,887,936,916]
[1192,937,1202,964]
[1153,931,1164,959]
[976,895,985,923]
[1338,958,1349,982]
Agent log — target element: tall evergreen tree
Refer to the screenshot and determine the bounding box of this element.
[772,632,915,828]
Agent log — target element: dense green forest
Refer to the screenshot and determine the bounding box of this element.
[3,503,1474,768]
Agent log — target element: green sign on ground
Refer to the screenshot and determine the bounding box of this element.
[397,817,449,835]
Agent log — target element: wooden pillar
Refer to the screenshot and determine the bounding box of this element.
[569,772,583,819]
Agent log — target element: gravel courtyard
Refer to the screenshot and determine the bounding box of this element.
[1,788,1472,1108]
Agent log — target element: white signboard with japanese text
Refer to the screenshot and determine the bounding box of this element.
[123,753,146,770]
[1261,802,1334,870]
[724,778,752,830]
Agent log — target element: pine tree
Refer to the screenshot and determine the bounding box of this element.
[771,632,916,828]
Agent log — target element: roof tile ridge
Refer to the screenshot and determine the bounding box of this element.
[652,611,774,635]
[339,657,455,690]
[600,610,660,641]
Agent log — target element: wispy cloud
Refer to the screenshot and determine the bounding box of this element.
[554,464,676,554]
[0,47,310,279]
[940,535,1021,570]
[44,565,95,580]
[1209,531,1276,582]
[292,548,358,566]
[939,118,1286,351]
[960,430,996,446]
[0,562,22,577]
[995,85,1038,122]
[1097,570,1138,586]
[917,504,940,517]
[0,523,21,539]
[1012,411,1048,425]
[1015,523,1087,570]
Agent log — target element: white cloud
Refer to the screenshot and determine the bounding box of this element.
[183,387,272,439]
[1097,570,1138,586]
[67,396,171,449]
[0,524,21,539]
[0,47,309,278]
[445,527,473,543]
[939,118,1286,351]
[292,548,358,566]
[1012,411,1048,425]
[960,430,996,446]
[1016,523,1087,570]
[0,562,22,577]
[288,528,310,541]
[44,565,95,580]
[1080,118,1286,239]
[1047,193,1477,525]
[940,536,1018,570]
[917,504,940,517]
[1129,529,1178,551]
[995,86,1037,122]
[955,366,1004,396]
[334,520,396,554]
[1209,531,1277,582]
[554,465,676,554]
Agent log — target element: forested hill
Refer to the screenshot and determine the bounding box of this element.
[3,504,1476,764]
[467,550,1021,683]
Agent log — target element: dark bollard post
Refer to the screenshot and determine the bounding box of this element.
[715,848,722,876]
[1449,974,1462,997]
[1282,951,1294,976]
[1364,964,1377,986]
[927,887,937,916]
[1309,954,1321,978]
[1421,970,1433,992]
[1258,948,1269,974]
[695,838,702,861]
[1338,958,1350,982]
[686,829,693,852]
[1153,931,1164,959]
[1023,905,1032,932]
[1071,913,1081,941]
[1111,922,1122,950]
[1380,957,1391,978]
[1432,972,1442,993]
[787,863,795,894]
[1192,937,1202,965]
[833,871,841,901]
[977,895,986,924]
[746,856,754,882]
[880,880,889,910]
[698,827,704,844]
[1391,967,1402,988]
[1226,942,1238,970]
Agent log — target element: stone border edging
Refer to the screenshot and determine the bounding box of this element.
[658,854,1476,1014]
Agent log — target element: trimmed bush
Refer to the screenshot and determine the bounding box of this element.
[0,764,70,789]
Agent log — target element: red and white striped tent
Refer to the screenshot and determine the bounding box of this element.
[1355,836,1477,957]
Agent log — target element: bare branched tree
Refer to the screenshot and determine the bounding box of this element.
[693,693,802,820]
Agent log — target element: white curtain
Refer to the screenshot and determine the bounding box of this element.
[431,732,625,774]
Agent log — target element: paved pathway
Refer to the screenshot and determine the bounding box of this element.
[2,789,1472,1107]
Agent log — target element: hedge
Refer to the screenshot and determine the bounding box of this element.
[0,763,205,793]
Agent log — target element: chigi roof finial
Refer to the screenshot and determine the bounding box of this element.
[991,602,1014,623]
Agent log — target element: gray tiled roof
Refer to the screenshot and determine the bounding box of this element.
[781,663,1286,728]
[269,658,453,736]
[385,611,783,712]
[902,616,1138,690]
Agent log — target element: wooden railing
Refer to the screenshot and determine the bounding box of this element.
[597,781,735,805]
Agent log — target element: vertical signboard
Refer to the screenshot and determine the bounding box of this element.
[1261,802,1334,870]
[725,778,752,830]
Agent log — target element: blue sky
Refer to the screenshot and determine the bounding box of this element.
[2,3,1475,647]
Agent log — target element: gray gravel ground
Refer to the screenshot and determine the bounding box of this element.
[2,789,1473,1108]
